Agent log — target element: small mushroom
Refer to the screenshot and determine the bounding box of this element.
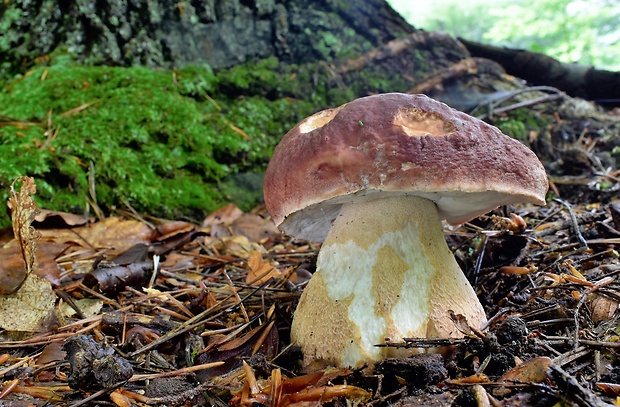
[263,93,548,368]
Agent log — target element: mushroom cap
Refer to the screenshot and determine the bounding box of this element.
[264,93,548,242]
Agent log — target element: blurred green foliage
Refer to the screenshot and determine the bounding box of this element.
[390,0,620,71]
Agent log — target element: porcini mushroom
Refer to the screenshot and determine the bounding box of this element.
[263,93,548,368]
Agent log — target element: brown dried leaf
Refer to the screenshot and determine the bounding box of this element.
[231,214,279,243]
[37,342,66,365]
[9,176,40,277]
[39,217,155,255]
[34,209,89,227]
[0,273,57,332]
[246,251,280,285]
[0,245,29,294]
[1,240,66,289]
[499,356,551,384]
[596,382,620,396]
[202,203,243,228]
[589,293,619,323]
[449,311,484,338]
[156,220,195,240]
[221,235,265,257]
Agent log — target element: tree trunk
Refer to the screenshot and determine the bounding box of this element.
[1,0,413,76]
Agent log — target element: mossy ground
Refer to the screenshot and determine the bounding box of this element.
[0,57,315,227]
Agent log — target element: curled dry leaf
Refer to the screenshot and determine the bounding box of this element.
[195,320,279,382]
[449,311,485,338]
[10,176,40,275]
[33,208,89,227]
[0,177,40,294]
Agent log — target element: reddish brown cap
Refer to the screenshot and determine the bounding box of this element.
[264,93,548,242]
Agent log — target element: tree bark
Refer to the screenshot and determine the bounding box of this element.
[0,0,413,76]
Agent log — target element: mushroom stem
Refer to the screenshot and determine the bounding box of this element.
[291,195,487,368]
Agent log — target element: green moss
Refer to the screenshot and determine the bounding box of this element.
[0,62,307,226]
[493,108,549,145]
[0,47,424,227]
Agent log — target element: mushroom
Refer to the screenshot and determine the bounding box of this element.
[263,93,548,368]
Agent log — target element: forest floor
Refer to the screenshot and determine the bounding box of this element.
[1,99,620,407]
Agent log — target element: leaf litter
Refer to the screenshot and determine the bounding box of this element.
[2,106,620,405]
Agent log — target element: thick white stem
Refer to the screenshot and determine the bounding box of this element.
[291,195,487,367]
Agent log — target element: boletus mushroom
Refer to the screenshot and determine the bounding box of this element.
[263,93,548,368]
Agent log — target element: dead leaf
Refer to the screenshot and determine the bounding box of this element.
[220,235,265,257]
[1,241,67,288]
[499,356,551,384]
[596,382,620,397]
[59,298,103,319]
[155,220,195,240]
[246,251,280,285]
[0,178,56,333]
[0,273,57,332]
[202,203,243,228]
[231,214,279,243]
[494,356,552,398]
[37,342,66,365]
[0,244,30,294]
[589,293,619,323]
[34,209,89,227]
[195,321,278,382]
[2,177,40,293]
[152,221,197,256]
[449,311,485,338]
[39,217,155,254]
